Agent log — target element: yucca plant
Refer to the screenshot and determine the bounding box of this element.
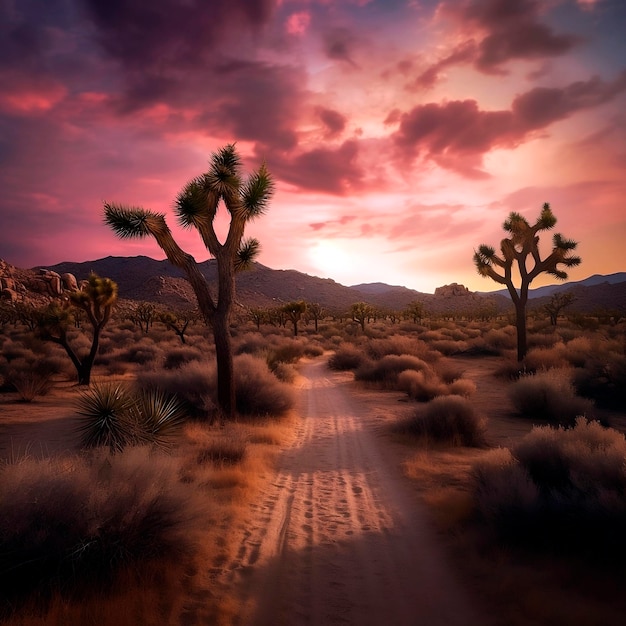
[76,383,185,452]
[132,388,187,450]
[76,383,137,453]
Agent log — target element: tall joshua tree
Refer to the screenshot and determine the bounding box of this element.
[37,273,118,385]
[474,203,581,361]
[104,145,273,419]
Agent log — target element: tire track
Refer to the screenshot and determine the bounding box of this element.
[220,358,482,626]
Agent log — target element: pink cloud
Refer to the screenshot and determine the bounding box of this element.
[392,71,626,175]
[286,11,311,35]
[418,0,580,87]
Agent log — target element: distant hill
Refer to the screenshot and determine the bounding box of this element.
[25,256,625,316]
[480,272,626,299]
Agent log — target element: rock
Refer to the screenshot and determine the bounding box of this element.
[61,273,79,291]
[1,288,18,301]
[37,269,63,296]
[434,283,472,297]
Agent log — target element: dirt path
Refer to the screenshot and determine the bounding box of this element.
[216,358,482,626]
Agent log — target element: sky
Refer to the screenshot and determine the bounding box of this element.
[1,0,625,294]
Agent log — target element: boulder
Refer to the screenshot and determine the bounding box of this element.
[61,272,79,291]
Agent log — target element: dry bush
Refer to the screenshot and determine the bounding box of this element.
[163,346,204,369]
[366,336,436,361]
[137,360,213,416]
[119,338,162,365]
[355,354,430,385]
[523,346,569,372]
[429,339,469,356]
[508,369,594,425]
[473,418,626,556]
[234,332,268,356]
[327,344,367,371]
[398,395,487,447]
[448,378,477,397]
[573,353,626,409]
[271,362,298,383]
[434,360,465,383]
[397,369,447,401]
[0,448,206,618]
[557,336,596,367]
[232,354,295,418]
[482,327,517,352]
[265,338,305,370]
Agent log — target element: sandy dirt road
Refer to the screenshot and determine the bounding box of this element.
[218,358,482,626]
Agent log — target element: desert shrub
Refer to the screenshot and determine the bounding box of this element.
[365,336,436,361]
[235,333,268,356]
[523,346,568,371]
[508,369,594,425]
[573,353,626,409]
[482,327,516,352]
[327,344,367,371]
[448,378,477,397]
[355,354,430,384]
[429,339,469,356]
[0,448,204,616]
[232,354,295,417]
[473,419,626,556]
[163,346,204,369]
[266,339,305,370]
[76,383,186,452]
[137,361,213,416]
[397,369,447,401]
[302,342,324,357]
[399,395,487,447]
[558,336,595,367]
[8,370,53,401]
[272,361,298,383]
[434,360,465,384]
[118,337,161,365]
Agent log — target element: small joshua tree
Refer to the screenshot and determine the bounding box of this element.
[544,291,576,326]
[282,301,307,337]
[474,203,581,361]
[159,308,198,344]
[350,302,374,332]
[306,302,325,332]
[37,273,118,385]
[105,144,273,419]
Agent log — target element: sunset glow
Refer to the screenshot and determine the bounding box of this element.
[1,0,625,293]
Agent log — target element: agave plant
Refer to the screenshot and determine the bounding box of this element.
[76,383,186,452]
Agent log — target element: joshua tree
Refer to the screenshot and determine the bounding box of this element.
[159,308,198,344]
[404,300,424,324]
[37,273,118,385]
[306,302,325,332]
[544,291,576,326]
[282,300,307,337]
[104,145,273,419]
[474,203,581,361]
[350,302,373,332]
[247,306,267,331]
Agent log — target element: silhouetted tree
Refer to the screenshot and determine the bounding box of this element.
[159,308,198,343]
[350,302,373,332]
[247,306,267,331]
[105,145,273,418]
[544,291,576,326]
[306,302,326,332]
[404,300,424,324]
[474,203,581,361]
[283,301,307,337]
[36,273,118,385]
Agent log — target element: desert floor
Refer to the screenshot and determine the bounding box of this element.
[1,355,625,625]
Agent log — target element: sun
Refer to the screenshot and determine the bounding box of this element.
[308,240,354,281]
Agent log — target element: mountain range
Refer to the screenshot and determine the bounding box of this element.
[38,256,626,316]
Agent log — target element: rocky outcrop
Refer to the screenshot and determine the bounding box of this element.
[434,283,473,297]
[0,259,79,304]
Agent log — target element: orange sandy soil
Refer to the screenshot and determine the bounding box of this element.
[2,357,626,625]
